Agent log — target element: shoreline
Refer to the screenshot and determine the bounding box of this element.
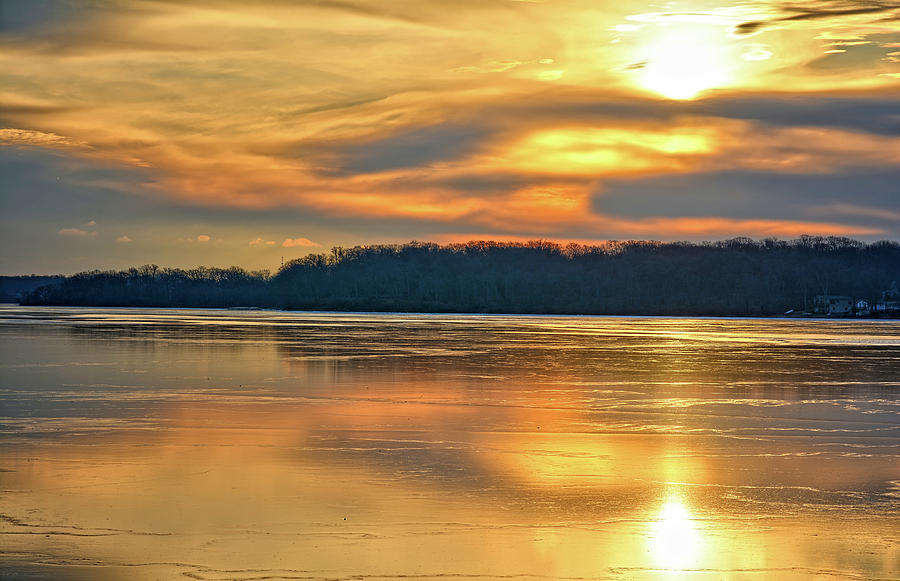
[4,302,898,321]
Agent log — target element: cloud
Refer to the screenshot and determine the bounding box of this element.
[694,92,900,136]
[58,227,96,237]
[483,119,900,182]
[625,11,746,27]
[282,237,320,248]
[811,203,900,222]
[732,2,900,36]
[0,128,84,149]
[602,216,883,238]
[176,234,214,243]
[3,0,899,265]
[0,92,83,116]
[742,46,773,61]
[116,235,133,243]
[453,60,523,74]
[537,69,564,81]
[590,167,900,238]
[318,125,491,175]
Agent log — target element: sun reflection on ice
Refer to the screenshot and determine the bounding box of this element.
[648,499,704,572]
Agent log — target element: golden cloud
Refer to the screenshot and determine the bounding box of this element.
[0,128,84,149]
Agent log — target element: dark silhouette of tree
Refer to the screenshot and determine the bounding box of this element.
[20,237,900,316]
[22,265,271,308]
[0,275,65,302]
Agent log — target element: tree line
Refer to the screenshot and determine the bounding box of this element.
[0,275,64,303]
[22,265,271,308]
[20,236,900,316]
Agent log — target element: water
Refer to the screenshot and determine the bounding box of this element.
[1,306,898,580]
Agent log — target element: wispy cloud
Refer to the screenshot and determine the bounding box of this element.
[733,1,900,36]
[0,128,84,149]
[58,227,96,237]
[814,203,900,222]
[282,238,320,248]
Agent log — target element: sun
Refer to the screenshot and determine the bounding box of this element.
[634,24,737,100]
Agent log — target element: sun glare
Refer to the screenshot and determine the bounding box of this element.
[648,499,704,571]
[636,25,736,99]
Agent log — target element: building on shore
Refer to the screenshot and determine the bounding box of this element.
[813,295,854,315]
[811,284,900,317]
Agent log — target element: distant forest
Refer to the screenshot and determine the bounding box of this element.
[19,236,900,316]
[0,275,64,303]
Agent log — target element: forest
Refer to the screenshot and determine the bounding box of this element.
[21,266,271,308]
[0,275,64,303]
[19,236,900,316]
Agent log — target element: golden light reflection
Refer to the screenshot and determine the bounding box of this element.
[648,498,705,571]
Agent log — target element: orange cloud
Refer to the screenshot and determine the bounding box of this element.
[617,217,883,238]
[282,238,320,248]
[436,216,882,243]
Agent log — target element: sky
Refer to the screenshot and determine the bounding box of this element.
[1,0,899,274]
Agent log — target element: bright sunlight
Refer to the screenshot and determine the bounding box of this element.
[648,499,705,571]
[635,24,736,99]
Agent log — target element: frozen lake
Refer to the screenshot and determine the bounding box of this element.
[1,306,898,580]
